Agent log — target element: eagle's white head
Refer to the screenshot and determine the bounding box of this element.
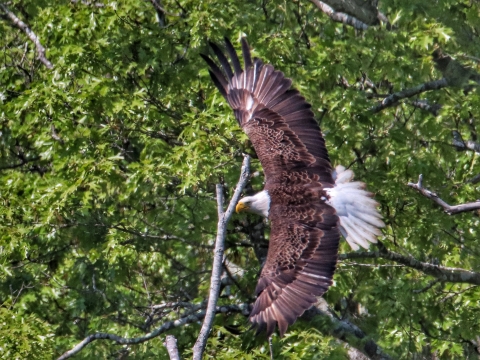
[235,190,270,217]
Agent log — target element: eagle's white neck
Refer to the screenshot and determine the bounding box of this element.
[242,190,270,217]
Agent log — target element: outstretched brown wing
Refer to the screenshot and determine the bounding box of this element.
[202,38,340,337]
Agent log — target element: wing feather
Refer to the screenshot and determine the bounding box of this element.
[241,38,253,69]
[209,41,234,80]
[224,37,242,76]
[271,97,312,116]
[255,69,281,105]
[266,89,300,109]
[200,54,228,99]
[261,77,293,106]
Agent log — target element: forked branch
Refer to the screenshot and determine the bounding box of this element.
[192,155,251,360]
[58,157,250,359]
[57,304,250,359]
[408,174,480,215]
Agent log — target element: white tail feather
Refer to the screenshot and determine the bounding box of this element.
[341,216,371,250]
[327,165,385,250]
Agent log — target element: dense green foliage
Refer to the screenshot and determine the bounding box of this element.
[1,0,480,358]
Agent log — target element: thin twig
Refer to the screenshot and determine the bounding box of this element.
[413,279,441,294]
[269,337,274,360]
[0,156,41,171]
[0,3,53,69]
[407,174,480,215]
[339,244,480,285]
[111,223,213,249]
[192,155,251,360]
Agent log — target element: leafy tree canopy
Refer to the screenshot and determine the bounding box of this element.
[1,0,480,358]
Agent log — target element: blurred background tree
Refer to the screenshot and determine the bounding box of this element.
[1,0,480,358]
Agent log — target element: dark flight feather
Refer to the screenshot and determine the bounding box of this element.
[202,38,340,337]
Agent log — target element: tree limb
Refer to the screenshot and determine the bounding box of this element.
[164,335,181,360]
[310,0,369,30]
[192,155,251,360]
[339,244,480,285]
[452,130,480,153]
[409,99,442,116]
[0,156,41,171]
[150,0,166,27]
[149,0,182,27]
[149,301,204,311]
[59,293,393,360]
[407,174,480,215]
[70,0,105,6]
[371,79,448,113]
[57,304,250,360]
[304,298,393,360]
[0,3,53,69]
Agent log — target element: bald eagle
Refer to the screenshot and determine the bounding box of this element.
[202,38,384,337]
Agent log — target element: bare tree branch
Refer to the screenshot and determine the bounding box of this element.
[150,0,166,27]
[452,130,480,153]
[150,0,182,17]
[311,0,383,26]
[57,304,251,360]
[192,155,251,360]
[0,3,53,69]
[371,79,448,113]
[149,301,204,311]
[339,243,480,285]
[310,0,369,30]
[304,298,393,360]
[407,174,480,215]
[410,99,442,116]
[70,0,105,7]
[164,335,181,360]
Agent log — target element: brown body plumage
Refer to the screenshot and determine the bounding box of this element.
[202,38,383,337]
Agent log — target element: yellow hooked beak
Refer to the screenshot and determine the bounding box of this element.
[235,201,249,213]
